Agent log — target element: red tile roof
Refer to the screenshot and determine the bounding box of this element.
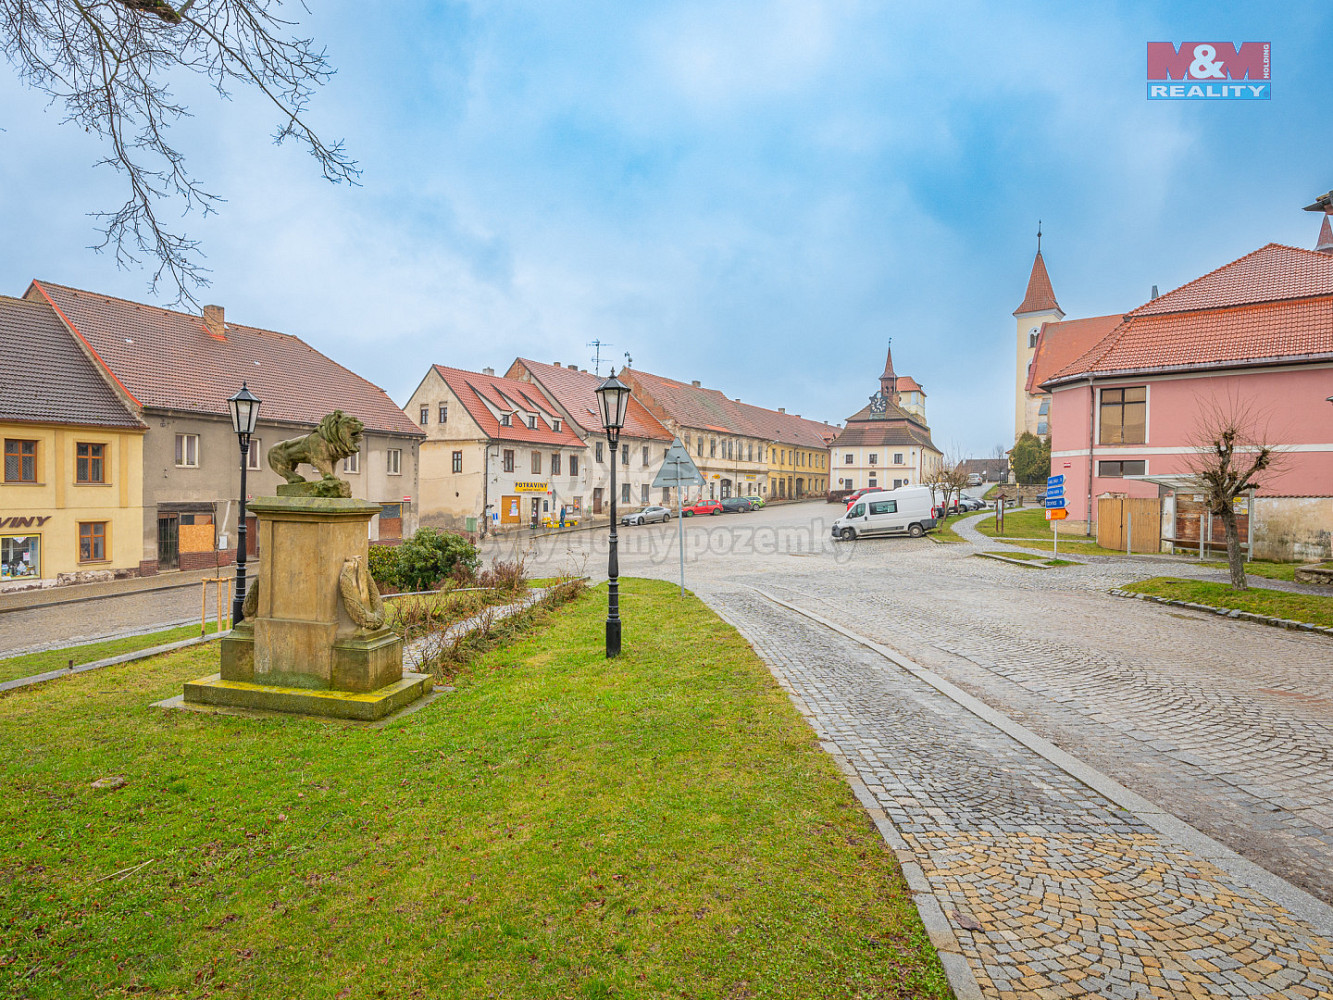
[1317,216,1333,254]
[431,365,585,447]
[1014,251,1062,316]
[0,296,144,430]
[1043,244,1333,385]
[895,375,924,393]
[28,281,422,437]
[1025,314,1124,394]
[506,360,672,441]
[620,368,836,448]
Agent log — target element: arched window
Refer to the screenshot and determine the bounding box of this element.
[1029,328,1039,348]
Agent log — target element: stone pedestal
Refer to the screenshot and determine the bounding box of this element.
[186,495,431,721]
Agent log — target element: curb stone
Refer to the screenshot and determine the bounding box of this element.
[1108,588,1333,638]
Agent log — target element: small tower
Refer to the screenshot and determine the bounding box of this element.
[1014,223,1064,441]
[880,340,900,406]
[1317,215,1333,255]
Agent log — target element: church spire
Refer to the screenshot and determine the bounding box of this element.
[880,339,899,403]
[1013,223,1063,316]
[1317,215,1333,255]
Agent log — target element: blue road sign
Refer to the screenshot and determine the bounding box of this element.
[1043,497,1067,509]
[1045,486,1064,498]
[1047,474,1065,487]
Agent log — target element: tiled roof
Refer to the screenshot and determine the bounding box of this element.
[620,369,837,448]
[28,281,422,437]
[831,421,938,450]
[1044,245,1333,385]
[1128,244,1333,316]
[1025,314,1124,393]
[431,365,585,447]
[0,296,144,430]
[1014,251,1062,316]
[895,375,924,393]
[1317,216,1333,254]
[507,360,672,440]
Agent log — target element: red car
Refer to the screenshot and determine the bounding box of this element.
[682,499,724,516]
[844,487,877,508]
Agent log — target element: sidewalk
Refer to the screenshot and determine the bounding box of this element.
[0,566,240,614]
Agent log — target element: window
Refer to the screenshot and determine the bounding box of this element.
[527,415,537,429]
[747,444,753,462]
[570,455,579,477]
[174,434,198,468]
[500,413,512,427]
[1099,386,1147,445]
[553,418,562,432]
[710,439,716,458]
[439,403,448,424]
[343,451,360,474]
[420,406,430,426]
[621,483,631,504]
[868,453,878,465]
[661,488,670,504]
[1098,460,1147,478]
[642,445,649,467]
[531,451,541,474]
[380,503,402,520]
[892,453,903,465]
[1037,397,1050,416]
[78,522,107,562]
[844,453,853,465]
[502,449,515,473]
[869,500,897,515]
[621,443,629,466]
[1029,328,1038,348]
[1,534,40,579]
[596,441,605,463]
[551,452,561,476]
[641,484,649,504]
[451,450,463,473]
[246,440,262,471]
[76,442,106,483]
[1037,421,1049,436]
[387,448,402,475]
[868,476,877,488]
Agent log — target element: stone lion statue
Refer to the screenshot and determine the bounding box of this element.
[268,410,365,484]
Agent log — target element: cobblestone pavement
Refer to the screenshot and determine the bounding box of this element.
[711,588,1333,999]
[0,582,227,657]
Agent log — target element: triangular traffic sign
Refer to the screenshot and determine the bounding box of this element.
[652,438,705,488]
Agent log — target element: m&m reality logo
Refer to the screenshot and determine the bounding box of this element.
[1147,42,1270,100]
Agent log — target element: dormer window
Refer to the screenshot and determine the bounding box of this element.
[500,413,512,427]
[527,415,537,429]
[553,418,562,432]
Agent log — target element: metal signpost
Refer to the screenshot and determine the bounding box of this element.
[653,438,706,596]
[1044,474,1067,556]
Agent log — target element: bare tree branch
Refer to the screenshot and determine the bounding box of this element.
[1,0,358,304]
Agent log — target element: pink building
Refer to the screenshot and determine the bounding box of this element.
[1042,242,1333,557]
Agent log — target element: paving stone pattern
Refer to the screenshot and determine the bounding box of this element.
[714,589,1333,999]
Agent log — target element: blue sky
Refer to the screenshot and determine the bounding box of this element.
[2,1,1330,456]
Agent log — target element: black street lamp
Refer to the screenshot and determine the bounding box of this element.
[227,382,261,625]
[594,371,631,657]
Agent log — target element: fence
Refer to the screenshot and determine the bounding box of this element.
[1096,497,1161,553]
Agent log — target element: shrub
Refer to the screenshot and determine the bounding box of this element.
[366,543,401,590]
[394,529,480,592]
[477,558,526,593]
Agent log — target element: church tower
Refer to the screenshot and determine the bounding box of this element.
[880,341,900,406]
[1014,224,1064,440]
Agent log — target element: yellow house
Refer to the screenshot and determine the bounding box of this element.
[1,296,146,587]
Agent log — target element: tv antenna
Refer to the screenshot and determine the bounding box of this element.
[588,338,613,376]
[623,351,633,370]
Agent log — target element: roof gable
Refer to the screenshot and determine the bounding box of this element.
[1025,314,1124,393]
[430,365,584,447]
[28,281,422,437]
[508,359,672,441]
[1129,243,1333,316]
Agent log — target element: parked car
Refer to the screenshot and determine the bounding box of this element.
[743,495,766,508]
[621,505,672,526]
[720,497,754,513]
[682,499,724,516]
[834,486,937,540]
[844,487,877,507]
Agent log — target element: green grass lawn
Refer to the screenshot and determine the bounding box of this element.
[1197,560,1300,582]
[973,508,1128,557]
[1123,577,1333,627]
[0,579,949,999]
[0,621,222,685]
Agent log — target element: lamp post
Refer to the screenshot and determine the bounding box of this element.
[227,382,261,625]
[595,371,631,657]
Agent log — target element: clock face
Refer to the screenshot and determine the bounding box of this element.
[868,392,887,414]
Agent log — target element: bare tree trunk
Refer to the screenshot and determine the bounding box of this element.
[1218,506,1247,590]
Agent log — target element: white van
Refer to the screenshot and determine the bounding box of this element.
[832,485,937,541]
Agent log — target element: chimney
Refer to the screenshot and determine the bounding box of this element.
[1150,284,1159,300]
[553,361,561,367]
[203,304,226,340]
[795,414,802,419]
[778,407,785,413]
[482,367,495,377]
[567,364,578,370]
[691,380,701,387]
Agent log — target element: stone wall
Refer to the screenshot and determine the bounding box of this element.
[1252,496,1333,562]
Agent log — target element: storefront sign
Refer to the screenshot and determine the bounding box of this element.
[514,481,548,493]
[0,515,52,528]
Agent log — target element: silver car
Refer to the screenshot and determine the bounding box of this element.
[621,505,673,526]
